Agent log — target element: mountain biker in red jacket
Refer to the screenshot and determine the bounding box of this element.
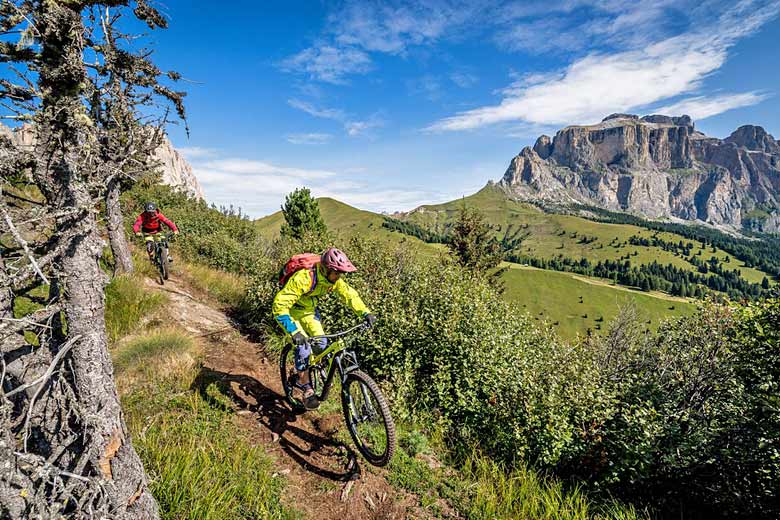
[133,202,179,261]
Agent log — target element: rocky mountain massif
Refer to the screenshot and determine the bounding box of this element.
[0,123,203,200]
[499,114,780,232]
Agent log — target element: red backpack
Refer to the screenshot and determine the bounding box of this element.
[278,253,321,292]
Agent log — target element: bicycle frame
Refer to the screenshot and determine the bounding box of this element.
[305,323,365,402]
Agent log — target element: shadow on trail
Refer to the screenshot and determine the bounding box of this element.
[191,366,361,482]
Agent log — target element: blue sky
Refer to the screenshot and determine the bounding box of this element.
[146,0,780,217]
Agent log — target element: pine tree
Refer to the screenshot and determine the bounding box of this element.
[762,277,770,290]
[448,204,502,272]
[280,187,328,240]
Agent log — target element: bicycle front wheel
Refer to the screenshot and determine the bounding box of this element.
[341,370,395,466]
[160,246,169,280]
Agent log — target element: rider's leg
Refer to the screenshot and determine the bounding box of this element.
[293,310,326,409]
[144,235,155,259]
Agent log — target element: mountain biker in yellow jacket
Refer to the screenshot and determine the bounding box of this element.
[272,248,376,410]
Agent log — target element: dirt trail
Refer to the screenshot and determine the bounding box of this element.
[143,273,433,520]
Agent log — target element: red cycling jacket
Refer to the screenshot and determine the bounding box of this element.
[132,210,178,234]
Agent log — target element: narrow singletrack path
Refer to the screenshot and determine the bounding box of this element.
[143,273,436,520]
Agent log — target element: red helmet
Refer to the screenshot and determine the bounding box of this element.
[321,248,357,273]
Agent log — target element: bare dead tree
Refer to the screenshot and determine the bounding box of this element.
[0,1,185,518]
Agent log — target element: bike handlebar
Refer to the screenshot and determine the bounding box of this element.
[307,321,368,342]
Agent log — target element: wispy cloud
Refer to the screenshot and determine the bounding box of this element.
[177,146,218,160]
[345,115,385,136]
[288,98,384,137]
[449,71,478,88]
[287,98,345,121]
[428,1,780,131]
[281,44,371,84]
[655,92,771,120]
[281,0,481,84]
[285,133,333,145]
[406,75,443,100]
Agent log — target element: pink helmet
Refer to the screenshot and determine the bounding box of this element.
[321,248,357,273]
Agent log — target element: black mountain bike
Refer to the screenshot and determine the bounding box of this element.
[280,323,396,467]
[149,233,171,285]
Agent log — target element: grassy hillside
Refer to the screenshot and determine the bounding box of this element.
[403,184,770,285]
[253,193,703,339]
[500,263,693,339]
[257,197,436,251]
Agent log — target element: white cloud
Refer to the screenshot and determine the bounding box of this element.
[428,1,780,131]
[655,92,771,121]
[281,44,372,84]
[285,133,333,145]
[345,115,384,136]
[287,98,345,121]
[200,159,337,180]
[187,149,467,217]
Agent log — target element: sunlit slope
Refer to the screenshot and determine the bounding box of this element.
[403,184,769,284]
[255,197,440,254]
[500,264,694,340]
[254,195,701,339]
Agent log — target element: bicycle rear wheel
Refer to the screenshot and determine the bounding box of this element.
[341,370,395,466]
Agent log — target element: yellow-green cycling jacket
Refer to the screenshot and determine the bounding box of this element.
[272,263,370,337]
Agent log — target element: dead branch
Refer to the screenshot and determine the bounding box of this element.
[5,333,74,399]
[0,194,49,286]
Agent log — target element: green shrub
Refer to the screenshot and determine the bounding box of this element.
[582,298,780,518]
[123,183,269,275]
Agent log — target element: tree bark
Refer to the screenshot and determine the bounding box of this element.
[26,3,159,518]
[106,177,134,274]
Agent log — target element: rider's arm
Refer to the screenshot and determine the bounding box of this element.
[157,211,178,233]
[132,214,143,234]
[272,269,311,335]
[333,279,370,316]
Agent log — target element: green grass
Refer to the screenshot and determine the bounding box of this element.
[179,262,246,308]
[12,283,51,346]
[105,274,166,342]
[112,329,192,372]
[114,328,299,520]
[500,264,694,340]
[385,426,645,520]
[459,455,644,520]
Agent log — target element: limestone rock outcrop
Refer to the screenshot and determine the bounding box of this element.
[499,115,780,232]
[0,123,204,200]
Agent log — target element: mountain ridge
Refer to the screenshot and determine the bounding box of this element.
[498,114,780,233]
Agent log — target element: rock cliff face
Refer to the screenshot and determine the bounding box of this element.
[499,114,780,232]
[0,123,204,200]
[153,135,205,200]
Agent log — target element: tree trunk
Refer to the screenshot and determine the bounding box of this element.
[106,177,134,274]
[25,3,159,518]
